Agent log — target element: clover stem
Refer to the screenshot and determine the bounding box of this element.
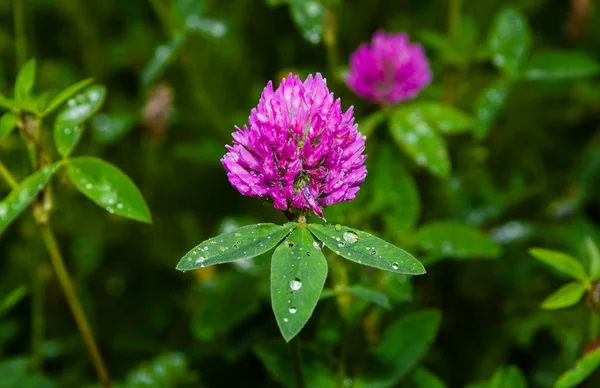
[0,160,18,189]
[290,336,306,388]
[13,0,27,68]
[39,223,112,387]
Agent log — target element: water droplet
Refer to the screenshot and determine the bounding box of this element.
[287,242,294,248]
[116,203,123,210]
[289,307,297,314]
[392,262,399,270]
[335,224,342,231]
[289,279,302,291]
[343,232,359,244]
[233,244,239,249]
[85,183,92,189]
[203,246,209,251]
[336,237,341,242]
[371,250,376,255]
[306,252,311,256]
[195,257,205,265]
[338,243,345,248]
[283,318,289,323]
[313,241,324,250]
[344,377,353,387]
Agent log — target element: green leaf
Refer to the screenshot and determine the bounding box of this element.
[43,78,94,116]
[529,248,589,281]
[0,163,61,235]
[289,0,325,45]
[14,59,36,101]
[486,366,527,388]
[411,368,446,388]
[555,348,600,388]
[271,226,328,342]
[411,102,476,134]
[91,112,136,145]
[54,85,107,127]
[0,285,28,317]
[125,353,194,387]
[487,7,531,75]
[522,50,600,81]
[358,110,387,137]
[141,33,186,90]
[361,310,442,388]
[66,157,151,223]
[308,223,425,275]
[0,93,14,109]
[586,237,600,281]
[173,0,207,26]
[177,223,294,271]
[0,358,55,388]
[390,107,450,177]
[541,282,586,310]
[346,285,390,309]
[54,125,84,157]
[255,343,337,388]
[474,79,510,140]
[0,112,18,140]
[185,16,227,38]
[416,221,501,260]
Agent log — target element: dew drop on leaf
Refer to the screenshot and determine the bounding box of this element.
[392,262,399,270]
[289,307,297,314]
[342,231,359,244]
[289,279,302,291]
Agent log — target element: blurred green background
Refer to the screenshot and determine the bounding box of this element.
[2,0,600,387]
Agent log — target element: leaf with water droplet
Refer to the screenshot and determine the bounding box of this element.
[56,84,105,125]
[358,310,441,388]
[0,163,62,235]
[346,285,390,309]
[409,102,475,135]
[141,33,186,90]
[185,16,228,39]
[487,7,531,76]
[308,224,425,275]
[474,79,510,140]
[66,157,151,223]
[177,223,296,271]
[416,221,501,262]
[0,112,18,140]
[271,226,327,342]
[42,78,94,116]
[390,107,450,177]
[522,50,600,81]
[289,0,324,45]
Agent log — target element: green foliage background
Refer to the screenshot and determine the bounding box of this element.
[2,0,600,386]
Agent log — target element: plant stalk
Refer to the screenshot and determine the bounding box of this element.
[290,336,306,388]
[0,160,19,189]
[13,0,27,68]
[39,224,112,387]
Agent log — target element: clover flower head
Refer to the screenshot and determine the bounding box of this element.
[346,31,432,105]
[221,73,367,219]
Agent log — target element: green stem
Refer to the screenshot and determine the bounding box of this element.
[148,0,175,36]
[13,0,27,68]
[323,8,339,82]
[39,224,112,387]
[448,0,462,41]
[290,336,306,388]
[329,256,350,387]
[0,160,18,189]
[590,311,600,341]
[31,257,45,372]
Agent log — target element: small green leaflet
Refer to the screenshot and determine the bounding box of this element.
[409,102,475,134]
[14,59,36,102]
[0,112,18,140]
[411,368,446,388]
[555,348,600,388]
[361,310,442,388]
[66,157,151,223]
[390,107,450,177]
[271,226,328,342]
[522,50,600,81]
[289,0,324,45]
[487,7,531,76]
[474,79,510,140]
[0,163,62,235]
[529,248,588,281]
[586,237,600,281]
[177,223,296,271]
[346,285,390,309]
[43,78,94,116]
[0,285,28,317]
[540,282,586,310]
[416,221,501,260]
[308,223,425,275]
